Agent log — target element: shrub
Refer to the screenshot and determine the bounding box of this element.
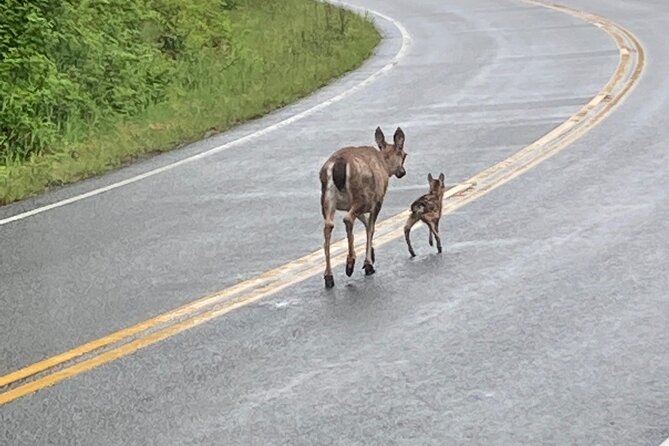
[0,0,232,161]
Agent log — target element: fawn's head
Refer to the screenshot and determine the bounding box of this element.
[375,126,407,178]
[428,172,446,195]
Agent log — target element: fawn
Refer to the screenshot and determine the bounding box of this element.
[404,173,447,257]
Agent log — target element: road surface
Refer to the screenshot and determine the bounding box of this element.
[1,0,668,444]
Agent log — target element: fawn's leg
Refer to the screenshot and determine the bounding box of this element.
[426,218,442,253]
[404,213,420,258]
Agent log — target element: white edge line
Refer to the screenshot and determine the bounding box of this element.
[660,438,669,446]
[0,3,412,227]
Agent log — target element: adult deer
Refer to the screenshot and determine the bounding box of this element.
[319,126,408,288]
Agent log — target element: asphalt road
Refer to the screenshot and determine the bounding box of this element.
[1,0,668,444]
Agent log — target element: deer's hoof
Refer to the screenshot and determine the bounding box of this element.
[363,263,376,276]
[409,251,416,258]
[437,246,442,254]
[345,258,355,277]
[324,275,335,289]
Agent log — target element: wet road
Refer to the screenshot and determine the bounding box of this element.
[1,0,668,444]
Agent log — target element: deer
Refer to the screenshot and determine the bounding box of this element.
[319,126,408,289]
[404,172,448,258]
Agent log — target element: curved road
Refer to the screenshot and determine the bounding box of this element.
[1,0,668,444]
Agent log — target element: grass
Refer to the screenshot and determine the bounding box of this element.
[0,0,380,205]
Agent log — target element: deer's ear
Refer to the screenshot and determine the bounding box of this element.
[439,173,445,186]
[428,173,434,182]
[393,127,405,150]
[375,127,386,149]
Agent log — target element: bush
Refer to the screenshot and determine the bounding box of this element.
[0,0,380,204]
[0,0,232,161]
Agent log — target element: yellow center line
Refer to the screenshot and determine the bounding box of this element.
[0,0,645,405]
[0,180,474,389]
[0,191,477,405]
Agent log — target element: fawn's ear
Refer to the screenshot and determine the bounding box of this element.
[393,127,405,150]
[439,173,445,185]
[375,127,387,149]
[428,173,434,182]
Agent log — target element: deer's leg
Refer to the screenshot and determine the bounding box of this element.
[362,205,382,275]
[363,212,375,275]
[404,213,420,258]
[426,218,442,254]
[343,210,359,277]
[357,214,374,263]
[428,229,434,246]
[322,200,336,289]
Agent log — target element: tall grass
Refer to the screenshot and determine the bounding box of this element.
[0,0,380,205]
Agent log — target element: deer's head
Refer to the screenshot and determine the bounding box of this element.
[375,126,407,178]
[427,172,446,195]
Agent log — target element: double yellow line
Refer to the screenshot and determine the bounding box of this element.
[0,0,644,406]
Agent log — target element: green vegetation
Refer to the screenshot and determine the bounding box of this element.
[0,0,380,204]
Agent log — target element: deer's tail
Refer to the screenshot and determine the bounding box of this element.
[410,195,429,216]
[332,158,347,191]
[411,202,425,215]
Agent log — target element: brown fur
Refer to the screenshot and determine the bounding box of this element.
[404,172,447,257]
[319,126,408,288]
